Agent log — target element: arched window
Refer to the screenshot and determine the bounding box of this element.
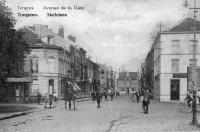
[48,57,55,73]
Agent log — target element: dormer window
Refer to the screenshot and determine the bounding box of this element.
[47,35,54,45]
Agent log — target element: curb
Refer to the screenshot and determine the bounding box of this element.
[0,98,91,121]
[75,98,92,102]
[0,108,45,121]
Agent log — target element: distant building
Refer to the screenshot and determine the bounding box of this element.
[144,46,154,97]
[86,58,100,93]
[98,64,114,92]
[117,72,138,95]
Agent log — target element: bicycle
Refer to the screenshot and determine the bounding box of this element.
[179,99,200,113]
[179,100,192,113]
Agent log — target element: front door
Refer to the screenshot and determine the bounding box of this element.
[49,79,54,95]
[170,79,180,100]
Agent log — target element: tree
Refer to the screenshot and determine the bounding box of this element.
[0,0,30,80]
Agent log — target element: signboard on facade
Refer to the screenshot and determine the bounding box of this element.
[6,77,32,82]
[173,73,187,78]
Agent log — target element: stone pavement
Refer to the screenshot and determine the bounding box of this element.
[0,97,91,121]
[0,96,200,132]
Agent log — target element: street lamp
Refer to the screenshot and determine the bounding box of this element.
[189,0,200,125]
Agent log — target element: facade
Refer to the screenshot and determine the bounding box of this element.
[117,72,138,95]
[98,64,114,92]
[0,24,113,103]
[69,43,88,95]
[144,47,154,97]
[20,25,73,101]
[153,18,200,102]
[93,62,100,92]
[86,58,100,93]
[99,64,108,92]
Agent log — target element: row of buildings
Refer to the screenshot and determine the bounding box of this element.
[0,24,115,103]
[140,18,200,102]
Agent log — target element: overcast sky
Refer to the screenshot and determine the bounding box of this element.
[6,0,197,72]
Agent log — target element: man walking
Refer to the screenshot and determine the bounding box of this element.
[37,92,41,105]
[96,90,102,108]
[142,90,150,114]
[136,92,140,103]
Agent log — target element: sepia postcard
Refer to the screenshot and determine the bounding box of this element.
[0,0,200,132]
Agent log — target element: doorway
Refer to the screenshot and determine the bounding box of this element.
[170,79,180,100]
[49,79,54,95]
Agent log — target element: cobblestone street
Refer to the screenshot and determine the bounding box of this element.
[0,96,200,132]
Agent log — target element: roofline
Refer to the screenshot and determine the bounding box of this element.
[160,31,200,34]
[28,45,64,51]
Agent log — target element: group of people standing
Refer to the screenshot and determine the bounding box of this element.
[36,92,58,109]
[91,89,115,108]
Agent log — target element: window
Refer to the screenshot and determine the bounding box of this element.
[171,40,180,54]
[189,40,198,54]
[30,58,38,73]
[48,57,55,73]
[189,59,197,66]
[171,59,179,73]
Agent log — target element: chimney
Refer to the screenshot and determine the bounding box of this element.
[58,25,64,38]
[68,35,76,43]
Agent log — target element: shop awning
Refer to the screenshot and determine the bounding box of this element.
[73,82,81,91]
[67,81,78,91]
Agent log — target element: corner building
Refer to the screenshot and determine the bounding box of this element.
[153,18,200,102]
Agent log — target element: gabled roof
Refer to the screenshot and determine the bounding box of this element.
[170,18,200,32]
[19,25,70,51]
[18,26,44,46]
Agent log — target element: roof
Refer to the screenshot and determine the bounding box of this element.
[170,18,200,32]
[18,26,44,46]
[19,25,70,51]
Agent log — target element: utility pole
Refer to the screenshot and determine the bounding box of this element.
[189,0,200,125]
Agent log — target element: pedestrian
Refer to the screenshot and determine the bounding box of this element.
[96,90,102,108]
[104,91,107,101]
[126,88,129,96]
[44,93,49,108]
[110,90,114,101]
[49,94,53,108]
[25,95,29,104]
[54,92,57,102]
[142,90,150,114]
[136,92,140,103]
[91,92,96,101]
[185,92,192,108]
[37,92,41,105]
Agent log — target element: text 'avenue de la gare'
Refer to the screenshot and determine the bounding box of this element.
[43,6,84,10]
[17,5,84,17]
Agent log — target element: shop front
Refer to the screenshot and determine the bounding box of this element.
[4,77,32,103]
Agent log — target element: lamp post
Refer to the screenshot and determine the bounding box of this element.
[189,0,200,124]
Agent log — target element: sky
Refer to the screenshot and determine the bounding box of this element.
[5,0,197,72]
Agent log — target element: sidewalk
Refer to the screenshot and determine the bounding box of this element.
[0,97,91,121]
